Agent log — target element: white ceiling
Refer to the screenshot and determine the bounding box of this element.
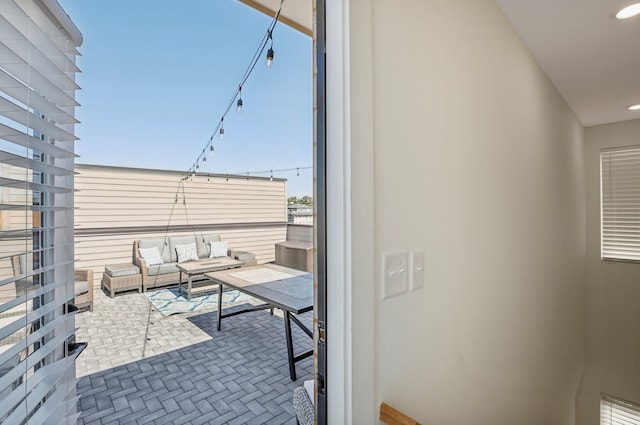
[495,0,640,127]
[241,0,640,127]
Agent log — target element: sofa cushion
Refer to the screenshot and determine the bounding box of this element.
[209,241,229,258]
[169,236,197,263]
[196,234,221,259]
[138,247,164,266]
[138,238,171,263]
[175,243,199,263]
[147,263,179,276]
[105,263,140,278]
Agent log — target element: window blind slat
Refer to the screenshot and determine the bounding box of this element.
[0,122,78,158]
[0,69,78,125]
[0,149,74,176]
[0,1,80,71]
[0,26,79,92]
[0,176,74,193]
[0,42,78,107]
[0,95,78,141]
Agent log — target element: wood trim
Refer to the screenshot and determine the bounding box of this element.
[380,403,421,425]
[74,221,288,237]
[237,0,313,37]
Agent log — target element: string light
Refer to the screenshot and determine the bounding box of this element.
[188,165,309,184]
[266,31,275,68]
[182,0,285,180]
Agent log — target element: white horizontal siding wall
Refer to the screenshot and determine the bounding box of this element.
[74,164,289,285]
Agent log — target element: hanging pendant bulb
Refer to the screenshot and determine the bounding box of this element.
[266,31,274,68]
[203,155,207,164]
[237,87,243,113]
[219,117,225,141]
[296,167,300,177]
[210,144,215,156]
[266,47,274,68]
[270,170,273,181]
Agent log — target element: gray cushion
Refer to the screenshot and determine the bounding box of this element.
[169,236,197,263]
[196,234,221,259]
[75,281,89,296]
[234,251,255,261]
[105,263,140,277]
[139,238,171,263]
[147,262,179,276]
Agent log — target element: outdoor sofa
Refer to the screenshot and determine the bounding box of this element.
[133,234,237,291]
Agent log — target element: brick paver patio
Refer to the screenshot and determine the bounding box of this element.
[75,286,313,424]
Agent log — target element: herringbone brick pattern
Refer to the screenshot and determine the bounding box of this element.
[76,289,312,424]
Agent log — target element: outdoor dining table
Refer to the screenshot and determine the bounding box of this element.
[204,263,313,381]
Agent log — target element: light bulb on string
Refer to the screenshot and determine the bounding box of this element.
[210,144,215,156]
[296,167,299,177]
[270,170,273,181]
[219,117,225,140]
[266,31,274,68]
[202,155,207,164]
[237,86,243,113]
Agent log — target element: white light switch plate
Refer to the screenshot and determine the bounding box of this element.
[381,251,408,299]
[409,250,424,290]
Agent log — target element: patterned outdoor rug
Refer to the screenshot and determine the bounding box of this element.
[143,287,253,316]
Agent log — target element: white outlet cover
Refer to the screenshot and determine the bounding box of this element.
[381,251,408,299]
[409,250,425,290]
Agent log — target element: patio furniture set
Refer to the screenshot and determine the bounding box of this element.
[100,233,314,382]
[101,233,257,298]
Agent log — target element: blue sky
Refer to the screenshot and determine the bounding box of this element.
[58,0,313,198]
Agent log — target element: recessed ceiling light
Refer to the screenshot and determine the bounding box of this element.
[629,104,640,111]
[616,3,640,19]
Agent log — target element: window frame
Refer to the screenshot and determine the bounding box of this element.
[600,145,640,263]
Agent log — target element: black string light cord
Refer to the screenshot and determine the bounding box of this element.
[184,0,285,180]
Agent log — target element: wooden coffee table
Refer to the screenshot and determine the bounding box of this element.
[176,258,244,300]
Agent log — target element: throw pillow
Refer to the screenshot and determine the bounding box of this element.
[175,243,199,263]
[209,241,229,258]
[138,247,164,266]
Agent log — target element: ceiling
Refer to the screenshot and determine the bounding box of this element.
[240,0,640,127]
[497,0,640,127]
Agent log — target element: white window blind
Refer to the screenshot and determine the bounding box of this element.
[601,145,640,262]
[601,393,640,425]
[0,1,82,424]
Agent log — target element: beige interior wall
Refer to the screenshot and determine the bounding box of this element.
[576,119,640,425]
[348,0,586,423]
